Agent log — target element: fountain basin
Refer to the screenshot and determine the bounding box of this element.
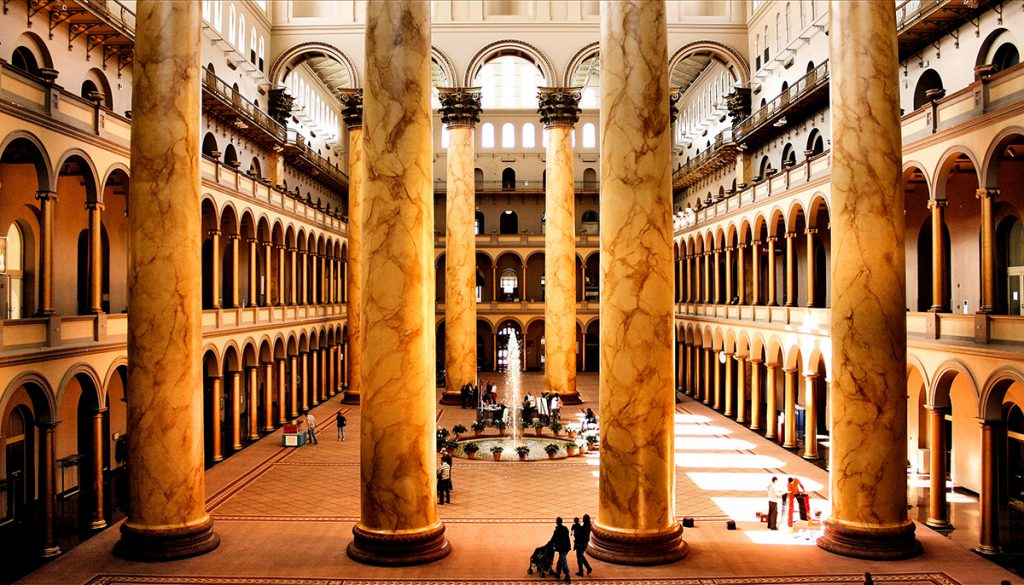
[453,436,582,461]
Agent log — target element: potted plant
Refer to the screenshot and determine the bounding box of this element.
[444,439,459,452]
[452,424,467,440]
[585,435,598,451]
[463,442,480,460]
[544,443,560,459]
[471,421,486,436]
[436,427,450,451]
[549,421,563,436]
[515,445,531,461]
[490,445,504,460]
[496,420,508,436]
[566,425,578,439]
[566,443,578,456]
[533,420,545,436]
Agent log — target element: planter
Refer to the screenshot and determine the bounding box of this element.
[547,453,557,460]
[567,446,578,456]
[552,430,561,437]
[474,430,483,437]
[499,429,506,436]
[492,453,502,461]
[454,434,463,441]
[534,429,544,436]
[567,431,577,439]
[467,452,477,460]
[518,453,528,461]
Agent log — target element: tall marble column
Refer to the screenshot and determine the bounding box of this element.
[590,0,687,565]
[39,422,59,556]
[300,352,309,412]
[438,87,482,405]
[723,350,734,417]
[976,419,1002,554]
[36,191,56,315]
[210,375,223,462]
[88,201,105,313]
[115,0,218,561]
[277,358,288,424]
[818,0,920,559]
[90,409,107,529]
[263,361,274,432]
[247,366,258,440]
[803,372,819,459]
[230,370,242,450]
[702,347,712,405]
[340,89,364,405]
[805,228,817,307]
[229,235,241,307]
[784,232,796,306]
[749,358,763,430]
[348,0,450,566]
[765,364,778,440]
[782,368,797,449]
[712,352,723,410]
[977,188,997,314]
[927,199,948,311]
[925,406,950,529]
[209,229,222,309]
[751,238,761,305]
[247,238,258,306]
[539,86,582,404]
[735,354,748,424]
[289,354,299,418]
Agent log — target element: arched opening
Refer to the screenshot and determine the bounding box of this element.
[223,144,239,167]
[477,320,494,371]
[780,143,796,168]
[525,320,545,371]
[806,129,825,156]
[475,253,494,302]
[584,253,599,302]
[4,223,26,319]
[502,167,516,191]
[474,210,485,235]
[992,43,1020,72]
[249,157,262,178]
[499,210,518,234]
[498,268,519,302]
[997,217,1023,315]
[584,320,599,372]
[10,47,39,75]
[913,69,944,110]
[1007,402,1024,506]
[202,133,219,158]
[583,168,597,191]
[496,321,523,371]
[581,210,598,234]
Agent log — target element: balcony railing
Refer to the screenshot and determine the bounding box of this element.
[77,0,137,37]
[285,132,349,192]
[203,70,287,143]
[671,129,738,189]
[734,61,830,145]
[895,0,993,61]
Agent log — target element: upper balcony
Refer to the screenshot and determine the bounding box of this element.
[734,61,830,148]
[203,70,287,149]
[283,132,349,195]
[432,179,600,196]
[896,0,994,61]
[672,129,739,191]
[35,0,136,73]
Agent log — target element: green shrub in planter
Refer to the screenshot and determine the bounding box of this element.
[462,442,481,454]
[515,445,531,456]
[544,443,560,455]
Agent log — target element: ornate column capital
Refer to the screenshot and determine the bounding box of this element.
[805,228,818,236]
[669,87,682,121]
[247,237,259,245]
[537,87,582,128]
[975,188,998,200]
[926,198,948,210]
[766,236,778,243]
[785,231,798,240]
[437,87,482,128]
[85,201,105,212]
[36,190,59,202]
[227,234,241,242]
[338,88,363,129]
[208,229,221,237]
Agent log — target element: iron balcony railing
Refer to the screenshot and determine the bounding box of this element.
[673,128,735,180]
[203,70,287,142]
[734,60,829,143]
[78,0,137,37]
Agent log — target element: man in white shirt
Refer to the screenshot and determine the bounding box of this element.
[766,476,783,530]
[306,412,318,445]
[549,393,561,423]
[437,459,451,504]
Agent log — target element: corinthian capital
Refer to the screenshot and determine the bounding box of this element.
[438,87,482,128]
[537,87,582,128]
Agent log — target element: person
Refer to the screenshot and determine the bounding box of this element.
[442,451,454,493]
[584,408,597,428]
[538,392,550,424]
[437,457,451,504]
[306,412,318,445]
[336,411,347,441]
[460,383,469,408]
[787,476,808,521]
[547,516,572,583]
[766,476,783,530]
[571,515,593,576]
[549,393,561,423]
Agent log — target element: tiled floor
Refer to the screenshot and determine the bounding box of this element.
[19,373,1020,585]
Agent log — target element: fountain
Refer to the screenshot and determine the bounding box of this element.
[452,331,580,461]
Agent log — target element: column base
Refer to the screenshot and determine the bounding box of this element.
[587,522,688,566]
[439,391,462,405]
[40,545,62,558]
[262,425,274,432]
[802,453,821,461]
[973,544,1003,556]
[341,392,361,405]
[90,519,108,531]
[560,391,583,406]
[347,522,451,566]
[817,518,921,560]
[114,518,220,561]
[925,518,953,531]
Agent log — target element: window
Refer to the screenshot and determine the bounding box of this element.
[501,123,515,148]
[775,13,782,51]
[522,123,536,148]
[11,47,39,75]
[250,28,257,63]
[481,123,495,148]
[785,3,791,42]
[258,35,265,71]
[582,123,596,148]
[212,1,223,31]
[6,222,24,319]
[238,14,245,53]
[499,269,518,295]
[228,4,236,44]
[441,126,450,149]
[473,55,544,109]
[800,0,807,29]
[202,0,212,21]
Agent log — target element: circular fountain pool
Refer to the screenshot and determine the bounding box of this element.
[453,436,582,461]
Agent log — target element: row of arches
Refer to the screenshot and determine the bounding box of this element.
[436,251,599,304]
[436,318,600,373]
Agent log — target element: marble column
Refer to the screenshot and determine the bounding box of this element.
[683,342,692,395]
[702,347,713,405]
[209,229,222,309]
[977,188,997,313]
[38,422,59,556]
[927,199,948,311]
[264,243,273,305]
[784,232,796,306]
[114,0,218,561]
[765,364,778,440]
[590,0,687,565]
[348,0,450,566]
[766,236,778,306]
[211,375,223,462]
[88,201,105,313]
[712,247,721,303]
[320,347,328,402]
[803,372,819,459]
[277,358,288,424]
[247,367,258,440]
[300,352,309,410]
[247,238,258,306]
[925,406,950,529]
[263,362,274,432]
[712,351,723,410]
[805,228,817,307]
[310,349,319,404]
[723,351,734,417]
[818,0,920,559]
[782,368,797,449]
[90,409,107,529]
[36,191,56,315]
[976,419,1002,554]
[751,238,761,305]
[749,358,763,431]
[539,86,582,404]
[290,354,299,418]
[724,246,734,303]
[230,370,242,450]
[289,247,298,305]
[703,251,711,302]
[735,355,748,424]
[737,243,746,305]
[278,245,287,306]
[229,235,241,307]
[438,87,481,405]
[340,89,364,404]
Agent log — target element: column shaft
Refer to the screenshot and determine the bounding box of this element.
[928,200,947,311]
[977,189,996,313]
[976,421,1002,554]
[348,0,450,565]
[712,352,722,410]
[723,352,734,416]
[750,360,762,430]
[211,376,223,462]
[39,423,60,556]
[767,237,777,306]
[247,239,258,306]
[805,229,817,307]
[784,233,796,307]
[290,355,299,417]
[702,348,712,405]
[115,0,218,561]
[341,93,364,404]
[925,406,950,528]
[37,192,56,314]
[783,368,797,448]
[765,365,778,439]
[210,230,222,309]
[278,246,287,306]
[819,0,919,559]
[290,248,298,304]
[803,373,819,459]
[277,359,287,424]
[88,202,104,313]
[230,235,240,307]
[735,357,747,423]
[90,410,107,529]
[231,371,242,450]
[263,363,274,432]
[590,0,686,564]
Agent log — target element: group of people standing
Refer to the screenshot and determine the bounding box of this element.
[547,516,593,583]
[522,391,562,425]
[460,380,499,408]
[765,476,809,530]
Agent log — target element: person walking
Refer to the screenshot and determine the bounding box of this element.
[436,457,451,504]
[571,515,593,576]
[548,517,572,583]
[787,476,808,522]
[766,476,783,530]
[306,412,319,445]
[336,411,347,441]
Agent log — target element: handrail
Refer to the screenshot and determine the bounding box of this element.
[673,129,735,179]
[203,70,286,141]
[734,61,829,142]
[79,0,137,36]
[895,0,941,31]
[285,131,347,183]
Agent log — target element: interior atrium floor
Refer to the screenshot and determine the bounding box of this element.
[18,373,1019,585]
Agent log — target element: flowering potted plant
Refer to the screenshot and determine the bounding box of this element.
[549,421,563,436]
[471,421,486,436]
[566,442,579,456]
[452,424,467,440]
[533,420,545,436]
[544,443,560,459]
[566,425,578,439]
[463,442,480,459]
[489,445,504,460]
[585,434,598,451]
[515,445,531,460]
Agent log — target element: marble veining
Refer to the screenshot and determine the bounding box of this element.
[446,124,478,396]
[545,122,578,399]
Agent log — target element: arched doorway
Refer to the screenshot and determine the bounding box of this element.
[496,320,522,372]
[499,210,518,234]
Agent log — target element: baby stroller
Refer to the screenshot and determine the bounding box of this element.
[527,542,555,577]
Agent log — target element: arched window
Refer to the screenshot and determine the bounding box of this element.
[475,210,485,235]
[582,123,596,148]
[581,210,599,234]
[502,168,516,190]
[202,0,212,21]
[499,210,519,234]
[5,222,25,318]
[202,132,219,158]
[250,28,257,63]
[249,156,262,177]
[757,155,772,179]
[806,128,825,155]
[499,269,519,296]
[481,123,495,148]
[913,69,944,110]
[80,79,98,100]
[238,14,246,53]
[11,47,39,75]
[473,55,544,109]
[992,43,1020,72]
[764,25,770,62]
[775,13,782,51]
[212,0,223,31]
[258,36,265,71]
[780,143,796,168]
[228,4,236,44]
[785,3,792,41]
[583,168,597,190]
[522,123,536,148]
[501,123,515,148]
[224,144,238,167]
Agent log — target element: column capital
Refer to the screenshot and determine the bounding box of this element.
[782,367,798,374]
[977,417,1003,429]
[733,352,749,361]
[208,229,221,237]
[805,228,818,236]
[437,87,482,128]
[94,406,109,415]
[247,237,259,245]
[925,404,949,413]
[926,198,948,210]
[975,188,998,200]
[669,87,682,121]
[85,201,105,212]
[766,236,778,243]
[802,371,820,379]
[338,88,363,129]
[785,231,798,240]
[537,87,582,128]
[748,357,764,364]
[36,190,59,202]
[227,234,241,242]
[725,246,735,253]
